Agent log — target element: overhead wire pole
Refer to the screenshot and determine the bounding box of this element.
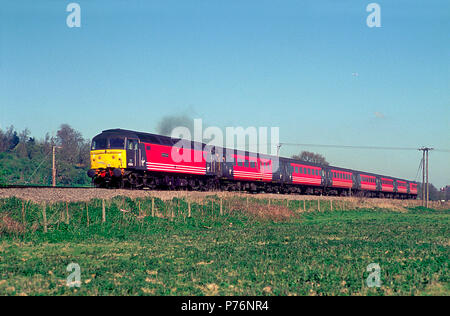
[418,147,433,207]
[52,146,62,187]
[422,150,425,205]
[426,149,430,207]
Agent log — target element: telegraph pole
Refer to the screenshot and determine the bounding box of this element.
[422,150,425,204]
[426,149,430,208]
[52,146,62,187]
[418,147,433,207]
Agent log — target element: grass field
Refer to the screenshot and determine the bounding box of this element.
[0,196,448,296]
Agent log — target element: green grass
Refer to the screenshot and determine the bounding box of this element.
[0,197,448,296]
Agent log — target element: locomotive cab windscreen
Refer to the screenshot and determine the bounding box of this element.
[90,135,127,170]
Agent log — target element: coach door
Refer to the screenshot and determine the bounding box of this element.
[208,148,221,176]
[126,138,139,168]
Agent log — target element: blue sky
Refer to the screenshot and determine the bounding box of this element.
[1,0,449,187]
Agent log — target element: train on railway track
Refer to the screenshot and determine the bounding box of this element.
[87,129,418,199]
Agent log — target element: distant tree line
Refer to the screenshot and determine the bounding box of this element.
[417,183,450,202]
[292,151,329,166]
[0,124,91,186]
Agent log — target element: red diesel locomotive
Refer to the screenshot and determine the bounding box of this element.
[87,129,418,199]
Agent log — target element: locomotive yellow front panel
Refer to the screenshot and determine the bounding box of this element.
[90,149,126,169]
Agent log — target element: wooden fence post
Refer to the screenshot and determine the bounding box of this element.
[22,200,26,225]
[42,202,47,233]
[318,199,321,212]
[188,201,191,217]
[65,202,70,224]
[330,200,333,211]
[303,200,306,212]
[102,199,106,223]
[86,203,90,227]
[151,197,155,217]
[220,198,223,216]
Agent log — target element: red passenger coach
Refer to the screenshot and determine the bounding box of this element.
[360,174,377,191]
[291,163,322,186]
[397,180,408,194]
[330,169,352,188]
[381,178,394,192]
[144,142,207,175]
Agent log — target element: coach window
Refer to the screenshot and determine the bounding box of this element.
[250,161,256,168]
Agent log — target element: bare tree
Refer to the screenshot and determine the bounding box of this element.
[56,124,84,164]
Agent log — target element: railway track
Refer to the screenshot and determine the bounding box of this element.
[0,185,96,189]
[0,185,443,210]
